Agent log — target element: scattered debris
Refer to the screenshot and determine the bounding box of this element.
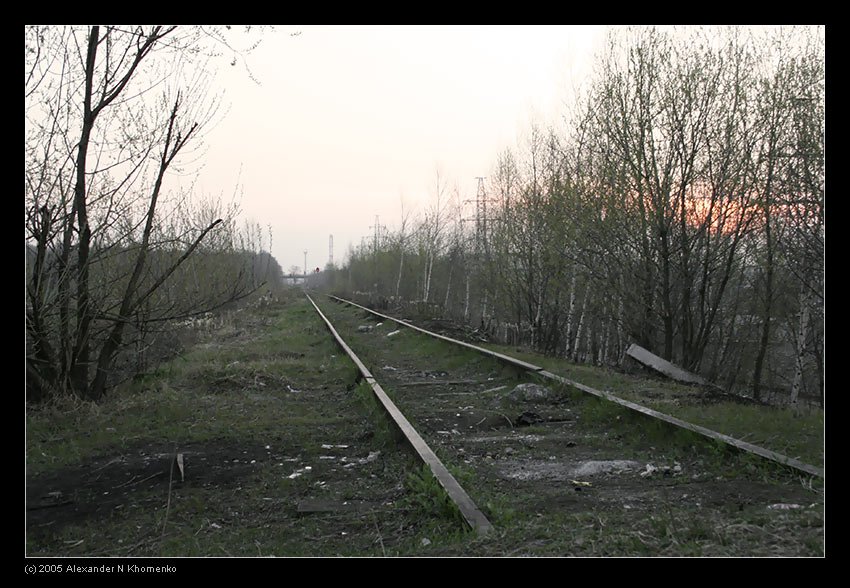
[387,330,401,337]
[640,462,683,478]
[382,365,398,371]
[287,466,313,479]
[321,444,349,449]
[516,411,545,426]
[768,503,803,510]
[421,537,431,547]
[571,480,593,487]
[357,325,373,333]
[342,451,381,469]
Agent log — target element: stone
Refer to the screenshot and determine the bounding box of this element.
[506,383,556,403]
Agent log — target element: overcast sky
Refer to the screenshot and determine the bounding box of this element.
[188,25,609,273]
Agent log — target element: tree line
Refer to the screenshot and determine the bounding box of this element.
[327,26,824,406]
[25,26,282,402]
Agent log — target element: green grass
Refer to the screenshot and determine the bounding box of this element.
[26,295,470,557]
[478,343,823,469]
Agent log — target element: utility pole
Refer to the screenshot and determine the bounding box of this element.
[303,250,307,280]
[329,234,334,267]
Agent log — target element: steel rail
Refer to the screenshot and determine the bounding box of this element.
[328,295,824,480]
[305,293,493,536]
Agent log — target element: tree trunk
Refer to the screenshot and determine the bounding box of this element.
[70,26,101,397]
[572,286,589,362]
[752,212,773,403]
[444,259,453,313]
[564,271,577,356]
[395,247,404,300]
[790,290,811,407]
[463,272,470,322]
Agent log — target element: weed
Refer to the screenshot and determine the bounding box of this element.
[402,464,464,525]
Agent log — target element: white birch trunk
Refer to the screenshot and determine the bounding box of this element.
[395,248,404,300]
[790,291,811,407]
[444,261,453,311]
[565,272,577,356]
[464,273,470,321]
[573,286,589,362]
[615,296,625,365]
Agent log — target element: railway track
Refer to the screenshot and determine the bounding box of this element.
[306,292,824,555]
[306,293,493,536]
[326,295,823,480]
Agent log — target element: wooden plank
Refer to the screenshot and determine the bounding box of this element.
[306,293,494,536]
[329,295,823,480]
[625,343,711,386]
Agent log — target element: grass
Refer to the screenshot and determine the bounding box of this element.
[479,342,823,469]
[26,294,469,557]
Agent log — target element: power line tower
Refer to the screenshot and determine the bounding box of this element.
[462,177,496,325]
[475,177,488,256]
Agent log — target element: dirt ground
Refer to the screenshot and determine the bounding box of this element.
[318,298,824,556]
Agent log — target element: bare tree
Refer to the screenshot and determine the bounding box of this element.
[26,26,272,402]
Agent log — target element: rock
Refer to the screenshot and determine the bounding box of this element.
[640,464,658,478]
[571,460,639,476]
[506,383,557,404]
